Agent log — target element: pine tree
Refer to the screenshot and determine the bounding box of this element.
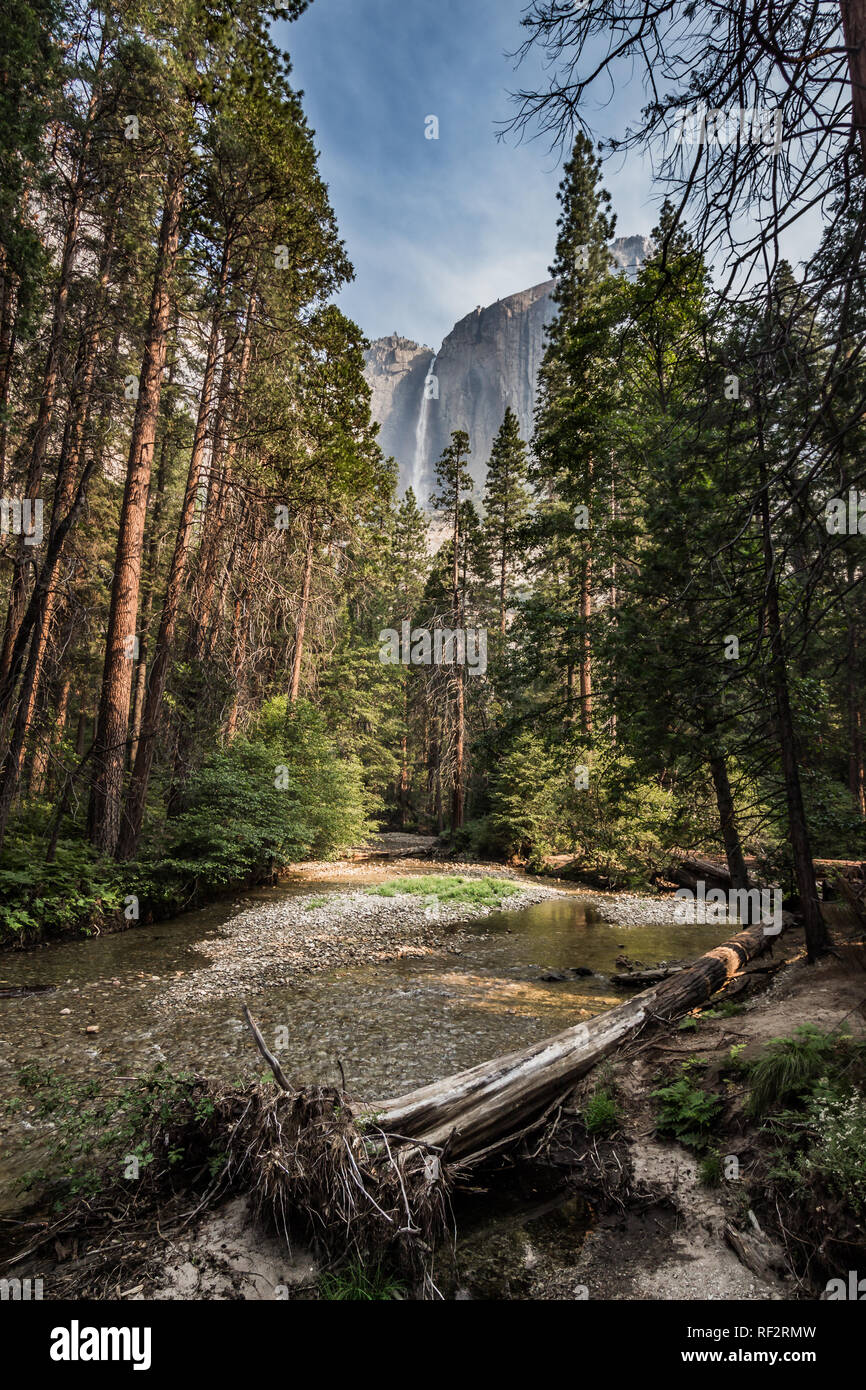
[529,132,622,733]
[484,407,531,636]
[431,430,472,827]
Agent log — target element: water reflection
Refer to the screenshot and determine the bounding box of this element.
[0,875,728,1213]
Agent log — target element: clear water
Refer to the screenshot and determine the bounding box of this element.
[0,869,727,1214]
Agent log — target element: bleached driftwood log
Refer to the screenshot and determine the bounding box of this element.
[364,921,776,1163]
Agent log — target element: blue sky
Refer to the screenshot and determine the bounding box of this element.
[277,0,660,349]
[277,1,821,351]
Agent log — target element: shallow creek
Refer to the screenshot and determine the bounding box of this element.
[0,864,728,1232]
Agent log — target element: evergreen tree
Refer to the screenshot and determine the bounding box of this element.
[484,407,531,636]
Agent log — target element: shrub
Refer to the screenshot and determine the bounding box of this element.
[802,1084,866,1212]
[583,1086,619,1136]
[0,833,124,944]
[652,1059,722,1149]
[556,743,690,889]
[138,699,372,910]
[745,1025,849,1118]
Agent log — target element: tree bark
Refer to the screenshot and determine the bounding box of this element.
[0,43,105,687]
[756,430,830,960]
[29,671,71,796]
[846,581,865,817]
[579,552,592,735]
[89,167,184,855]
[289,513,316,704]
[0,255,18,492]
[450,482,464,829]
[841,0,866,165]
[709,753,750,890]
[117,249,234,857]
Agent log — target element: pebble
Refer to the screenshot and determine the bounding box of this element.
[156,871,569,1014]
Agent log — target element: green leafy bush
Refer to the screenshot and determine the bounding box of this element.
[583,1085,619,1136]
[555,743,690,889]
[0,832,125,944]
[0,699,373,943]
[12,1063,221,1207]
[652,1059,722,1149]
[143,700,370,904]
[754,1030,866,1218]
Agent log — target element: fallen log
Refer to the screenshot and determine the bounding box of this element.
[364,921,778,1163]
[666,857,732,893]
[232,921,780,1274]
[611,966,683,988]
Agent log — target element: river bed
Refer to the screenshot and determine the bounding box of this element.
[0,863,729,1216]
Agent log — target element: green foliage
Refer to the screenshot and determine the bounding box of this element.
[557,744,688,887]
[318,1260,405,1301]
[0,700,372,941]
[652,1059,722,1149]
[800,1084,866,1212]
[369,874,520,908]
[484,731,560,861]
[0,832,124,944]
[137,699,371,910]
[11,1063,221,1208]
[750,1029,866,1215]
[583,1085,619,1136]
[697,1151,724,1186]
[745,1025,853,1118]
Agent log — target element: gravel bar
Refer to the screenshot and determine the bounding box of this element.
[157,869,567,1012]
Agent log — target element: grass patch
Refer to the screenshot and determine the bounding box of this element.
[583,1085,619,1136]
[745,1024,856,1118]
[368,874,522,908]
[318,1260,405,1300]
[697,1151,724,1186]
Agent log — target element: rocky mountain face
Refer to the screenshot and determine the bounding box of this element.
[363,235,652,503]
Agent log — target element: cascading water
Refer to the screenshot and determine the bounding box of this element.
[411,354,437,502]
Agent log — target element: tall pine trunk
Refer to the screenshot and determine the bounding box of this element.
[756,429,830,960]
[117,249,234,857]
[451,488,464,828]
[0,45,105,688]
[709,753,749,891]
[89,168,183,854]
[289,512,316,704]
[847,600,866,817]
[841,0,866,163]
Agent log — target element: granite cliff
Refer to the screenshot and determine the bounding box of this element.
[364,235,652,502]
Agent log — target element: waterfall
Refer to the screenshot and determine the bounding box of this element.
[411,354,437,503]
